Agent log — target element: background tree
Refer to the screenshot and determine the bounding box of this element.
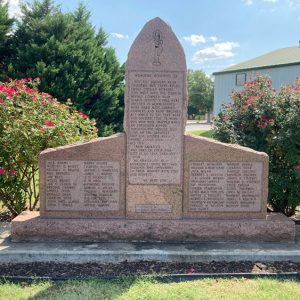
[0,0,14,68]
[187,69,213,122]
[2,0,124,136]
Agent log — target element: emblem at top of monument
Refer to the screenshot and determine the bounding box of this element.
[152,29,163,66]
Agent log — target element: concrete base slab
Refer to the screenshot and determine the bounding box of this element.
[11,211,295,242]
[1,223,300,264]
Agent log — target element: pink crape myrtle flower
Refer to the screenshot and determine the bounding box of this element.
[0,168,6,174]
[79,112,88,119]
[45,121,54,127]
[187,264,196,274]
[295,165,300,170]
[9,169,16,175]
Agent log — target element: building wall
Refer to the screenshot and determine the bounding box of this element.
[213,64,300,115]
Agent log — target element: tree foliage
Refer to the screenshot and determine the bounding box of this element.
[0,0,14,66]
[213,75,300,216]
[2,0,124,136]
[187,69,213,119]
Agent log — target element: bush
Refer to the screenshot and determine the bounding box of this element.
[4,1,124,137]
[213,75,300,216]
[0,78,97,216]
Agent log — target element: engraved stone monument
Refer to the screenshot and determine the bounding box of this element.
[125,17,187,219]
[12,17,295,242]
[39,134,126,219]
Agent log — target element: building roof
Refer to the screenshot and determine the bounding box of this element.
[213,46,300,75]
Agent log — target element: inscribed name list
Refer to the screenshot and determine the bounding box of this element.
[128,71,184,185]
[46,160,120,211]
[189,162,262,212]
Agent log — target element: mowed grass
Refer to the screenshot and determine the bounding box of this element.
[0,278,300,300]
[191,129,214,139]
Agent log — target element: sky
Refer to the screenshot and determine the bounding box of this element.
[5,0,300,75]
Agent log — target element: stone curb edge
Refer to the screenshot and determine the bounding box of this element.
[0,273,300,283]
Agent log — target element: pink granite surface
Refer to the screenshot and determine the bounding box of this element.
[183,135,269,219]
[11,211,295,242]
[124,17,188,220]
[39,133,126,218]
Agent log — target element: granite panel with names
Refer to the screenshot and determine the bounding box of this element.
[188,161,262,212]
[46,160,120,211]
[128,71,184,185]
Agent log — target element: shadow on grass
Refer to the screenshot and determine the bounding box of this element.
[27,277,143,300]
[25,277,300,300]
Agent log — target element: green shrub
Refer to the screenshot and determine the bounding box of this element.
[0,78,97,216]
[213,75,300,216]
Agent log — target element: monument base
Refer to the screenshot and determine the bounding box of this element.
[11,211,295,242]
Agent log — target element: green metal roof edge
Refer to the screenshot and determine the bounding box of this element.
[212,61,300,76]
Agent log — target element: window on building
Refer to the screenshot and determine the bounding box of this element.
[236,73,246,86]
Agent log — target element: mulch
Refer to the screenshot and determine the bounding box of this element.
[0,261,299,278]
[0,211,13,222]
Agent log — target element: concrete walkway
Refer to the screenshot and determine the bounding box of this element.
[1,223,299,264]
[185,120,213,133]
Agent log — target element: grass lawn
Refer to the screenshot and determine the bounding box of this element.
[0,278,299,300]
[191,129,213,139]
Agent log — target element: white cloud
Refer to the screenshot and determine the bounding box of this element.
[192,42,240,64]
[183,34,218,46]
[243,0,254,5]
[111,32,129,39]
[287,0,300,6]
[183,34,206,45]
[243,0,281,6]
[4,0,22,18]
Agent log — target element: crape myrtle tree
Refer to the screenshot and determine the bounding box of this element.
[0,78,97,216]
[187,69,213,122]
[0,0,14,67]
[3,0,124,136]
[213,76,300,216]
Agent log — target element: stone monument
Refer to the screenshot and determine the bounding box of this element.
[125,18,187,219]
[12,17,295,242]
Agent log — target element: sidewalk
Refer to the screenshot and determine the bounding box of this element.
[1,223,299,264]
[185,120,213,133]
